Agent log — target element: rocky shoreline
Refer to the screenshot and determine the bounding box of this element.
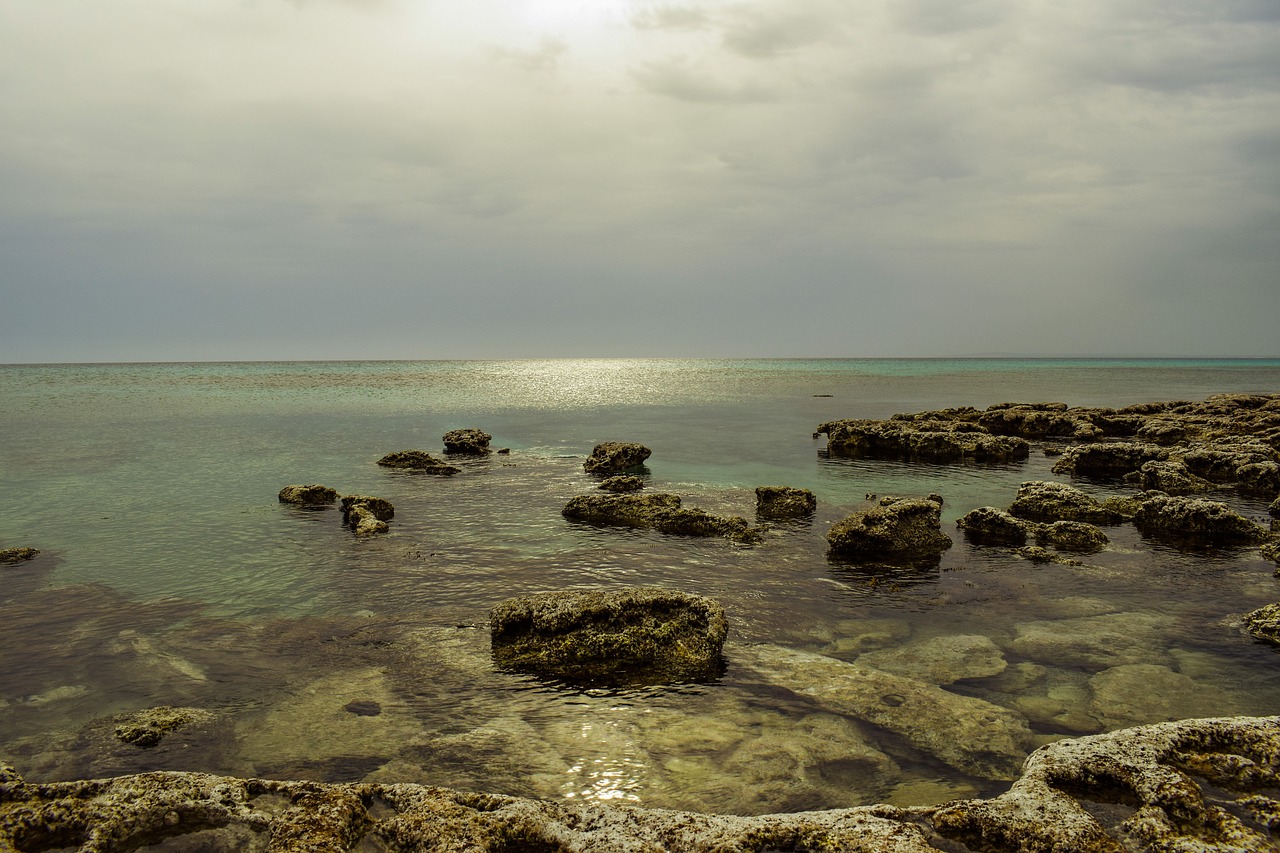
[3,714,1277,852]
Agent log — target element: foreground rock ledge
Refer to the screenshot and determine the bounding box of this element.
[2,716,1276,852]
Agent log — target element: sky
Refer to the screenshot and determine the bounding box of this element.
[1,0,1278,362]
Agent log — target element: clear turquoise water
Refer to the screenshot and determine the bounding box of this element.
[2,358,1279,812]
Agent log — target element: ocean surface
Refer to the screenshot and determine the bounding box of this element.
[2,358,1279,814]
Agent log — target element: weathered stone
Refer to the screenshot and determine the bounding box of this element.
[583,441,652,474]
[1089,664,1237,730]
[1239,461,1280,495]
[442,428,492,454]
[827,498,952,560]
[562,493,761,544]
[376,450,460,475]
[1051,442,1169,477]
[1035,520,1109,553]
[977,404,1083,438]
[1124,460,1216,495]
[0,547,39,565]
[754,486,817,519]
[1183,443,1280,482]
[341,495,394,535]
[1244,603,1280,644]
[113,706,215,748]
[1012,545,1082,565]
[1263,541,1280,564]
[489,587,727,686]
[957,506,1030,546]
[856,634,1007,685]
[1132,494,1270,544]
[277,484,338,506]
[817,419,1029,463]
[597,475,643,493]
[1007,612,1168,670]
[1008,480,1131,524]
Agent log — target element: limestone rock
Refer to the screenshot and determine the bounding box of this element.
[1124,460,1216,495]
[1183,443,1280,483]
[856,634,1007,685]
[1239,461,1280,495]
[376,450,460,475]
[957,506,1030,546]
[489,587,728,686]
[113,706,216,748]
[755,486,817,520]
[1270,496,1280,518]
[1008,480,1132,524]
[562,493,761,544]
[0,547,39,565]
[976,404,1085,438]
[341,495,394,535]
[1088,664,1232,729]
[827,498,952,560]
[1051,442,1169,477]
[597,475,644,493]
[583,441,652,474]
[1007,611,1168,670]
[277,484,338,506]
[817,419,1029,463]
[1035,520,1108,553]
[1132,494,1270,545]
[442,428,492,454]
[1244,603,1280,644]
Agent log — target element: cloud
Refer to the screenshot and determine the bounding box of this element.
[490,37,569,74]
[631,5,711,31]
[631,57,775,102]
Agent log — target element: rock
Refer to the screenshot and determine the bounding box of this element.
[957,507,1030,546]
[597,475,644,493]
[341,495,394,535]
[1035,520,1108,553]
[737,644,1034,780]
[1009,669,1100,735]
[277,484,338,506]
[376,450,460,475]
[1244,603,1280,644]
[817,419,1029,463]
[1263,541,1280,564]
[489,587,727,686]
[1007,612,1168,670]
[1269,496,1280,518]
[1135,420,1189,444]
[827,498,952,560]
[1088,664,1231,729]
[754,486,817,519]
[1183,443,1280,483]
[1238,461,1280,495]
[583,441,652,474]
[0,547,39,565]
[976,403,1082,438]
[562,493,761,544]
[856,634,1007,685]
[1008,480,1132,524]
[1012,545,1081,565]
[442,428,492,454]
[1051,442,1169,477]
[1132,494,1270,545]
[820,618,911,656]
[1123,460,1216,495]
[113,706,216,748]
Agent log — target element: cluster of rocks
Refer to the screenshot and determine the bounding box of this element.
[816,418,1030,463]
[0,547,39,565]
[278,485,395,536]
[562,493,762,544]
[3,715,1277,852]
[376,450,459,476]
[957,506,1109,553]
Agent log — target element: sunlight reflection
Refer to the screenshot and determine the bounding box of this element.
[560,719,647,803]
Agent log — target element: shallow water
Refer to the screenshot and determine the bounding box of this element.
[2,358,1279,814]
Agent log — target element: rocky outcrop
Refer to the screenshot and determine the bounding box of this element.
[1269,496,1280,518]
[341,495,394,536]
[441,428,491,454]
[1051,442,1170,477]
[977,403,1101,439]
[376,450,460,475]
[1244,603,1280,644]
[828,497,952,560]
[956,507,1107,553]
[1132,494,1271,545]
[583,442,652,474]
[277,484,338,506]
[1007,480,1134,524]
[112,706,217,748]
[562,493,761,544]
[0,547,39,565]
[597,475,643,493]
[3,716,1278,852]
[755,486,817,519]
[1123,460,1216,495]
[489,587,727,685]
[1037,520,1108,553]
[817,419,1029,463]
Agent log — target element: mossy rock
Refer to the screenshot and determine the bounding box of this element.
[377,450,460,475]
[278,484,338,506]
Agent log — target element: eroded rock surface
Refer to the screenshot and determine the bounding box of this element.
[583,441,652,474]
[1007,480,1134,524]
[562,493,761,543]
[376,450,460,475]
[1133,494,1271,545]
[755,486,817,520]
[0,547,39,565]
[277,484,338,506]
[597,475,644,493]
[441,428,491,454]
[827,497,952,560]
[341,495,395,536]
[817,419,1029,463]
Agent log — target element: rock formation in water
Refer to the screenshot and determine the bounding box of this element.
[441,429,491,455]
[583,442,652,475]
[489,587,727,685]
[957,507,1109,553]
[1244,603,1280,644]
[4,715,1277,852]
[1007,480,1135,524]
[827,497,952,560]
[1132,494,1271,545]
[597,475,644,493]
[1051,442,1170,476]
[112,706,217,749]
[562,493,761,544]
[816,419,1030,463]
[755,486,817,520]
[277,484,338,506]
[376,450,460,475]
[341,495,395,536]
[0,547,39,565]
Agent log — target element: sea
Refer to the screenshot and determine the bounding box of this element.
[2,358,1279,815]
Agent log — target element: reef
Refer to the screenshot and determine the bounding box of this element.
[598,475,644,492]
[3,715,1277,852]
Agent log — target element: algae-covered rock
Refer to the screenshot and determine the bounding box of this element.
[1270,496,1280,518]
[1088,664,1236,729]
[856,634,1007,685]
[827,498,951,560]
[1035,520,1109,553]
[1008,480,1131,524]
[442,428,492,454]
[562,493,761,544]
[1132,494,1270,545]
[1007,611,1168,670]
[113,706,216,748]
[583,441,652,474]
[1239,461,1280,495]
[1124,460,1216,495]
[1051,442,1169,477]
[1244,603,1280,644]
[957,507,1030,546]
[489,587,727,686]
[598,475,644,493]
[0,547,39,565]
[341,495,394,536]
[755,486,817,520]
[817,419,1029,463]
[377,450,460,475]
[278,484,338,506]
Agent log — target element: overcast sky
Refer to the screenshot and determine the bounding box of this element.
[1,0,1278,361]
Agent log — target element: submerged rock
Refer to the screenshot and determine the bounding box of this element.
[583,441,652,474]
[817,419,1029,463]
[1036,520,1108,553]
[855,634,1007,685]
[1269,496,1280,518]
[277,484,338,506]
[562,493,761,544]
[1051,442,1169,477]
[597,475,644,493]
[827,498,951,560]
[442,428,492,454]
[755,486,817,520]
[377,450,460,475]
[489,587,727,686]
[1007,611,1168,670]
[0,547,39,565]
[113,706,216,748]
[1007,480,1133,524]
[1132,494,1270,545]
